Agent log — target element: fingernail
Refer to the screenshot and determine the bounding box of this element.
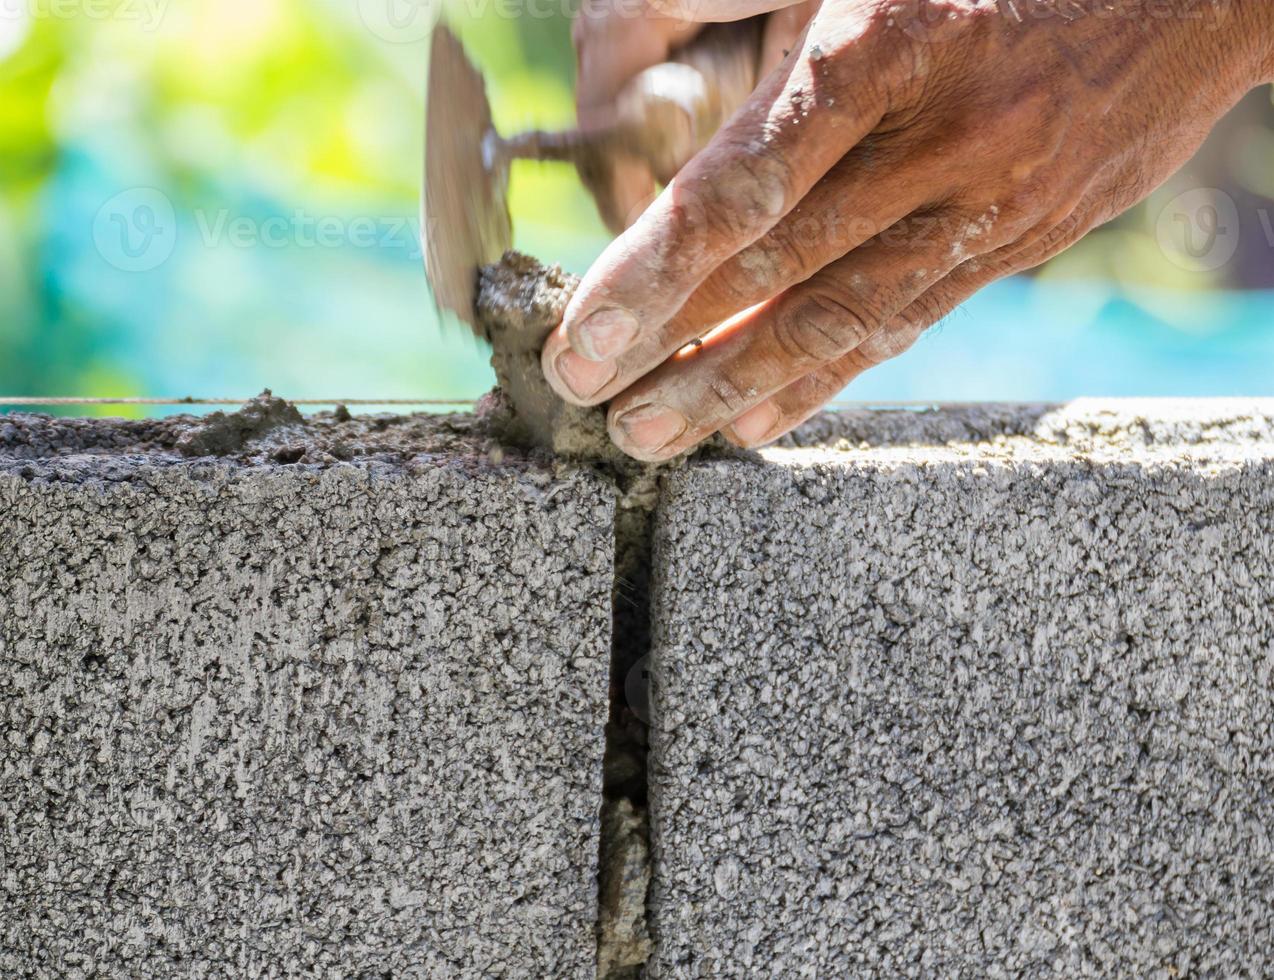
[572,307,639,361]
[729,400,782,447]
[554,350,617,399]
[614,403,687,455]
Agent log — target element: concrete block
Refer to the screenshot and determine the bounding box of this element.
[0,406,614,977]
[647,400,1274,977]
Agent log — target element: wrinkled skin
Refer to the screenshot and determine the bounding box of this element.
[544,0,1274,461]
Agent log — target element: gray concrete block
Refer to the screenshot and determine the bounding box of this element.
[648,400,1274,978]
[0,407,614,978]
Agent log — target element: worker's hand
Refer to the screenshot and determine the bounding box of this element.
[547,0,1274,461]
[574,0,819,231]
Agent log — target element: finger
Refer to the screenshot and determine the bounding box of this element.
[543,146,942,405]
[573,9,696,230]
[726,261,1004,447]
[649,0,812,21]
[720,201,1103,448]
[759,0,819,76]
[559,13,891,363]
[606,207,1015,461]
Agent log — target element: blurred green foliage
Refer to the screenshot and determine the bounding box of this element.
[0,2,1270,412]
[0,0,609,413]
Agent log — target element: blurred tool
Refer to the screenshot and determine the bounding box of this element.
[422,20,762,335]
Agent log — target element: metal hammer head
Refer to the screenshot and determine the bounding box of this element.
[422,24,512,337]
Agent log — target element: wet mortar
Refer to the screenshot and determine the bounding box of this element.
[477,250,661,975]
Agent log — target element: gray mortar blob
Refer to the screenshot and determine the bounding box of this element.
[476,250,625,462]
[175,389,303,456]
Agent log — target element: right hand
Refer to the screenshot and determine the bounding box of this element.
[550,0,1273,462]
[574,0,819,232]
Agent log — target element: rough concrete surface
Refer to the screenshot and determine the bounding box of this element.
[596,797,652,978]
[0,404,614,977]
[8,397,1274,978]
[647,399,1274,977]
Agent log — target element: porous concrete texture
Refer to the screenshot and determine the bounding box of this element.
[0,403,614,977]
[648,399,1274,977]
[8,397,1274,977]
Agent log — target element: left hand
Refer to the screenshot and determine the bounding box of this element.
[573,0,818,232]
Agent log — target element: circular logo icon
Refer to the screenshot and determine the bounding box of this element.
[624,654,656,726]
[648,0,708,18]
[889,0,953,43]
[357,0,441,44]
[92,187,177,273]
[1155,187,1240,273]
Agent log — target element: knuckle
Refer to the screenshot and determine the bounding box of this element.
[774,285,875,364]
[776,206,844,268]
[997,184,1043,229]
[1036,196,1082,234]
[829,3,927,91]
[1016,211,1091,270]
[702,373,754,418]
[858,321,923,364]
[701,138,794,234]
[995,174,1072,237]
[801,362,850,405]
[661,192,709,253]
[943,203,1013,260]
[901,288,953,330]
[725,225,815,298]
